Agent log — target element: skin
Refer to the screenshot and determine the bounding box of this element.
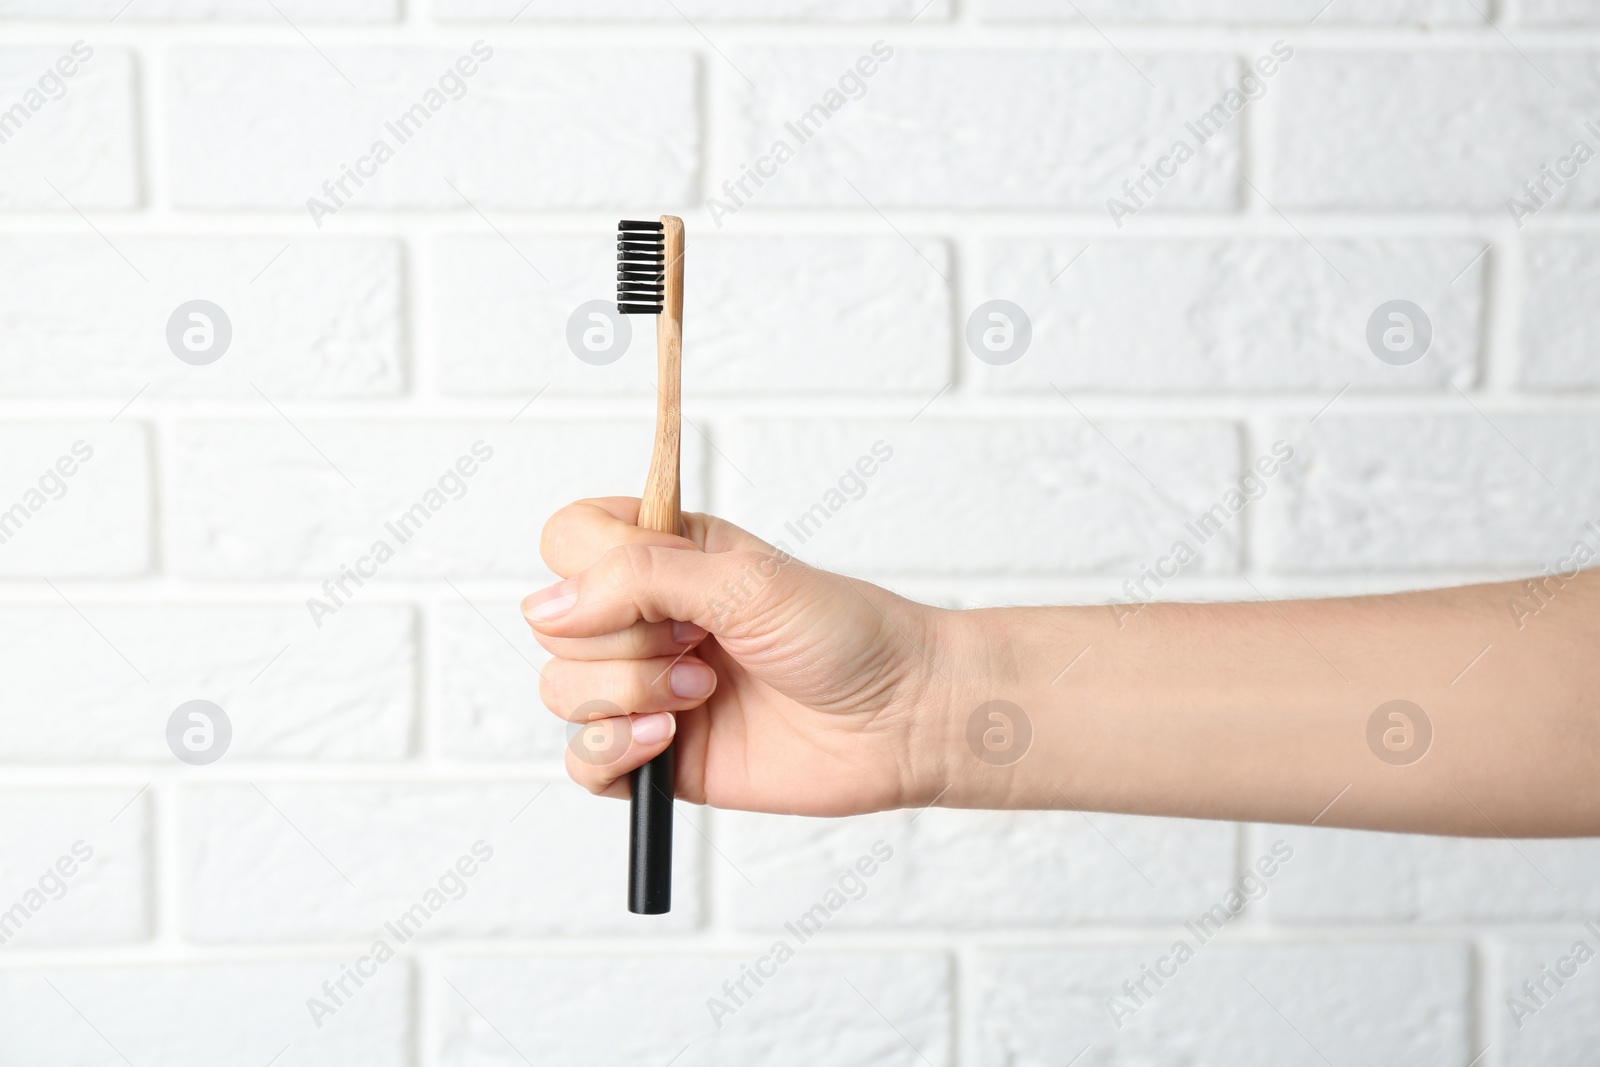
[524,497,1600,839]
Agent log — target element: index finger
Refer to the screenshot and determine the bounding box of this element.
[540,498,698,578]
[539,498,774,578]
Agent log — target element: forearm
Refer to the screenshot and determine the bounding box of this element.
[926,573,1600,836]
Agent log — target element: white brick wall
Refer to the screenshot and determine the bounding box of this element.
[977,238,1485,392]
[1,3,1598,1065]
[726,49,1241,209]
[0,238,404,397]
[0,45,137,209]
[169,47,699,209]
[971,944,1473,1064]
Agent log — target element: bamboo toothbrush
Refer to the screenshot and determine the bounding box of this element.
[616,216,683,914]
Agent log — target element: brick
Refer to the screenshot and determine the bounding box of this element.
[179,783,702,939]
[0,0,396,17]
[976,238,1483,392]
[1252,823,1600,922]
[1273,52,1600,209]
[0,238,403,397]
[0,789,148,947]
[0,423,149,577]
[718,419,1244,575]
[437,0,948,17]
[687,236,951,394]
[432,234,648,398]
[435,599,562,761]
[970,944,1470,1065]
[723,48,1239,209]
[719,809,1235,928]
[433,234,951,396]
[434,952,950,1065]
[166,422,704,579]
[0,45,137,209]
[0,605,413,761]
[1263,415,1600,572]
[1497,937,1600,1066]
[1522,237,1600,389]
[982,0,1476,20]
[168,47,697,210]
[0,962,410,1065]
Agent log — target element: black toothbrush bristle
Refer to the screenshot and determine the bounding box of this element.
[617,220,665,314]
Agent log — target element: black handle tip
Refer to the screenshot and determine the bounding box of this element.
[628,745,675,914]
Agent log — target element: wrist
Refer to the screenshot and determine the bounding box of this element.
[909,604,1041,811]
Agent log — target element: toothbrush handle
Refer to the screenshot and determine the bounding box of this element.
[630,215,684,915]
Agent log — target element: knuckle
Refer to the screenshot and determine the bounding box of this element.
[601,542,655,594]
[618,624,652,659]
[712,550,792,622]
[630,660,662,704]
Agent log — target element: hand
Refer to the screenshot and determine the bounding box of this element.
[522,498,960,816]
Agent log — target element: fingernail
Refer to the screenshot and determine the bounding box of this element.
[672,620,706,644]
[669,661,716,699]
[631,712,675,745]
[523,579,578,622]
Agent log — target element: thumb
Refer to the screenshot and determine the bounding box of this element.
[522,543,796,640]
